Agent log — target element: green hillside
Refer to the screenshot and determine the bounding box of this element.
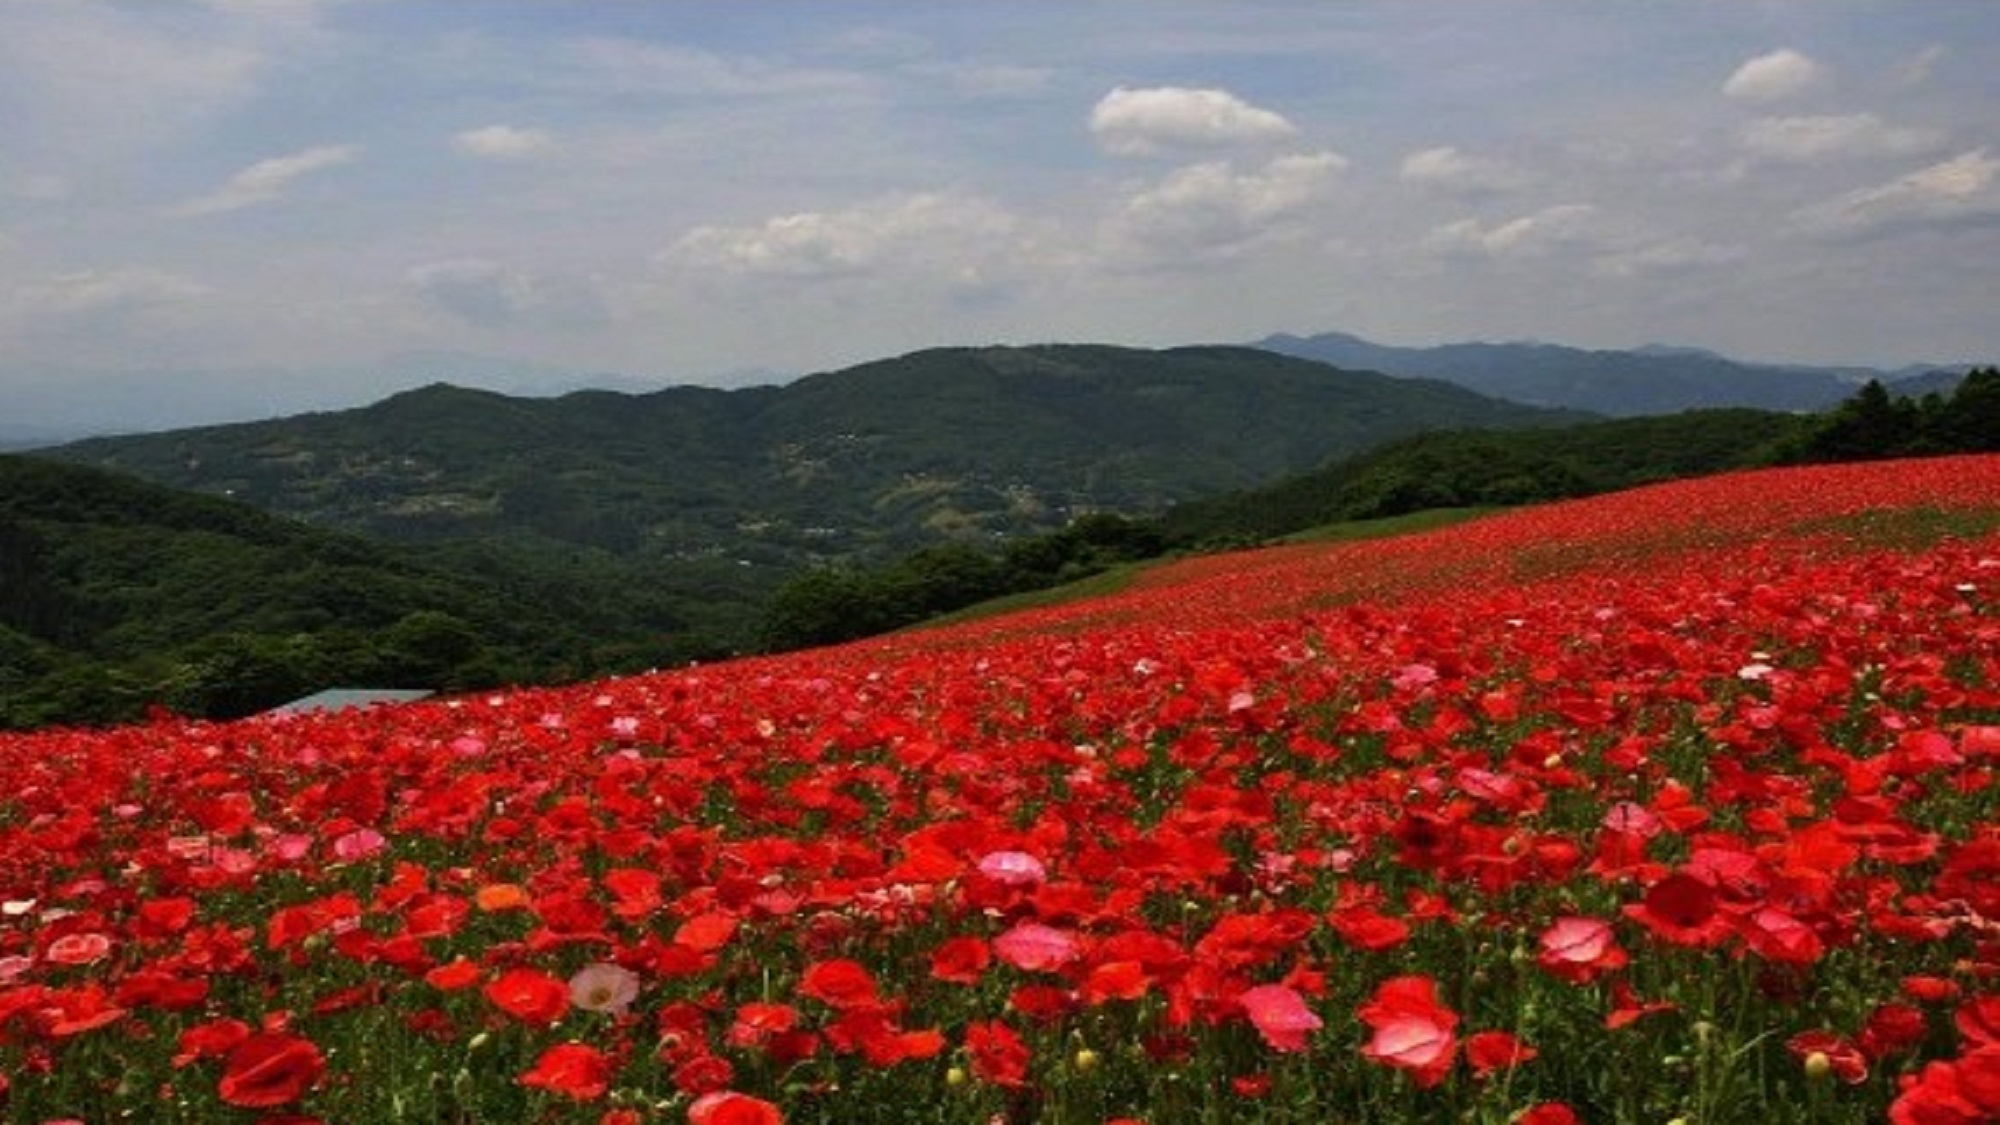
[1160,408,1808,543]
[0,456,732,729]
[43,345,1583,565]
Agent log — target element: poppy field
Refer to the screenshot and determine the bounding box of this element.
[4,455,2000,1125]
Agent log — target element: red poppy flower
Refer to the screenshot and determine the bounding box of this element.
[965,1019,1032,1088]
[727,1002,800,1049]
[1465,1030,1536,1078]
[1743,906,1824,965]
[216,1032,326,1108]
[1959,1047,2000,1114]
[424,959,481,991]
[44,932,112,966]
[1327,904,1412,952]
[928,936,990,985]
[675,912,738,953]
[1860,1003,1928,1059]
[1622,872,1732,948]
[1010,984,1077,1023]
[993,921,1082,972]
[688,1091,784,1125]
[1081,959,1150,1005]
[1239,983,1322,1052]
[485,968,570,1026]
[1786,1031,1867,1084]
[1358,976,1458,1087]
[1957,994,2000,1048]
[672,1051,735,1096]
[1605,979,1677,1030]
[174,1017,252,1068]
[1518,1104,1583,1125]
[1535,916,1628,984]
[798,959,879,1010]
[1363,1015,1457,1087]
[520,1043,613,1101]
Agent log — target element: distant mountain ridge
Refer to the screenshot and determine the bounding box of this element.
[40,344,1583,567]
[1255,330,1961,417]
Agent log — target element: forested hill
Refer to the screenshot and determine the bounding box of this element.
[40,345,1583,565]
[1255,330,1958,417]
[0,455,704,728]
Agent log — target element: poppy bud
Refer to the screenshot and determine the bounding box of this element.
[1075,1048,1101,1072]
[1803,1051,1833,1081]
[945,1066,968,1088]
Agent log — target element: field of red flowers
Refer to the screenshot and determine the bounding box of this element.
[4,455,2000,1125]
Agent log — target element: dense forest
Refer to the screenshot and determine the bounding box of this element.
[0,456,757,728]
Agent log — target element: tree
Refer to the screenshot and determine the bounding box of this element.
[1930,367,2000,452]
[1782,380,1920,463]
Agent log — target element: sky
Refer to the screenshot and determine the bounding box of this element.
[4,1,1999,433]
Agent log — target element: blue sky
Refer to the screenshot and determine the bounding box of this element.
[4,1,1999,430]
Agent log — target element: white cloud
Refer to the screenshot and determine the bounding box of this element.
[1089,86,1298,157]
[562,36,871,100]
[14,266,210,320]
[1739,114,1944,163]
[176,144,359,216]
[930,62,1056,99]
[1894,44,1946,88]
[1398,146,1526,195]
[407,258,608,330]
[452,125,553,160]
[662,193,1035,294]
[1793,149,2000,238]
[1723,48,1826,102]
[1424,204,1603,258]
[1591,237,1746,278]
[1108,151,1345,265]
[8,174,72,203]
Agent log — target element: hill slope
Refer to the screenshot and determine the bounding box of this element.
[2,457,1997,1123]
[0,456,712,727]
[1160,408,1807,543]
[40,344,1583,564]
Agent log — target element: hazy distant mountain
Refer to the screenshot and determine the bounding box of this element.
[41,344,1583,566]
[0,352,671,438]
[0,424,83,452]
[1252,330,1959,417]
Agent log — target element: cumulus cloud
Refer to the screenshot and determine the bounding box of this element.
[1424,204,1604,258]
[176,144,358,216]
[407,258,608,330]
[1089,86,1298,157]
[452,125,553,159]
[661,193,1034,299]
[1398,146,1527,195]
[1108,151,1345,265]
[1723,48,1825,102]
[1739,114,1944,163]
[1792,149,2000,238]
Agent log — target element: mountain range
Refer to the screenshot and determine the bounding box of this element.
[1253,331,1957,417]
[40,344,1582,565]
